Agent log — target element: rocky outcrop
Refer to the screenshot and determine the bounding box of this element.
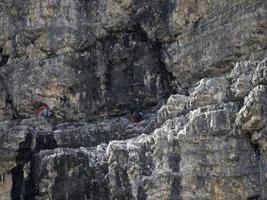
[0,0,266,200]
[29,145,108,200]
[162,0,267,86]
[106,59,267,199]
[0,59,266,199]
[0,174,12,200]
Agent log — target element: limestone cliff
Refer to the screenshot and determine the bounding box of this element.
[0,0,266,200]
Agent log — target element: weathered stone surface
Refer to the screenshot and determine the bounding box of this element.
[0,35,171,120]
[162,0,267,86]
[0,107,160,175]
[229,61,254,100]
[237,85,267,131]
[0,118,52,175]
[0,2,10,49]
[178,103,259,200]
[76,32,172,119]
[106,101,261,199]
[102,57,267,199]
[107,123,184,200]
[171,0,209,33]
[30,145,108,200]
[253,59,267,86]
[157,94,188,123]
[9,0,104,58]
[0,57,79,119]
[0,0,266,199]
[0,174,12,200]
[189,77,230,108]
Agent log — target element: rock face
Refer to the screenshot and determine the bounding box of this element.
[0,0,266,200]
[0,174,12,200]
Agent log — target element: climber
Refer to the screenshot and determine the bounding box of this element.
[32,101,52,118]
[129,100,144,123]
[129,110,143,123]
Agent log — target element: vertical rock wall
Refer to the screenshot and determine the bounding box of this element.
[0,0,266,200]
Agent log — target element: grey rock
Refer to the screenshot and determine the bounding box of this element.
[132,0,178,42]
[14,145,108,200]
[0,0,266,199]
[162,0,267,87]
[229,61,254,100]
[107,101,260,199]
[237,85,267,131]
[157,94,188,123]
[253,59,267,86]
[0,173,12,200]
[107,129,182,200]
[0,118,52,175]
[0,57,79,120]
[189,77,230,108]
[0,33,172,121]
[0,108,159,175]
[76,32,172,120]
[178,105,260,200]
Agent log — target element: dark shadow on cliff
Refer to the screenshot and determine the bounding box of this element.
[11,131,58,200]
[0,48,9,67]
[11,133,33,200]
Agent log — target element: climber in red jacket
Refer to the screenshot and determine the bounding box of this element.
[32,101,52,118]
[129,110,143,123]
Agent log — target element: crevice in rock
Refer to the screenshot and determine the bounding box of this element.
[245,130,262,155]
[169,177,182,200]
[132,24,150,42]
[23,158,36,200]
[35,134,57,152]
[137,185,147,200]
[11,133,33,200]
[244,132,263,200]
[0,48,9,67]
[11,165,24,200]
[154,41,177,96]
[15,134,33,165]
[0,55,9,67]
[253,143,261,156]
[247,194,260,200]
[6,93,21,120]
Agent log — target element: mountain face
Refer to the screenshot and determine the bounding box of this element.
[0,0,266,199]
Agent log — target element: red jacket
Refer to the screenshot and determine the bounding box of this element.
[36,104,49,114]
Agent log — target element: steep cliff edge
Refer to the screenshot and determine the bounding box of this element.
[0,0,266,200]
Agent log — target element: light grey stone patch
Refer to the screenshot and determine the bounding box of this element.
[189,77,230,108]
[253,59,267,86]
[237,85,267,132]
